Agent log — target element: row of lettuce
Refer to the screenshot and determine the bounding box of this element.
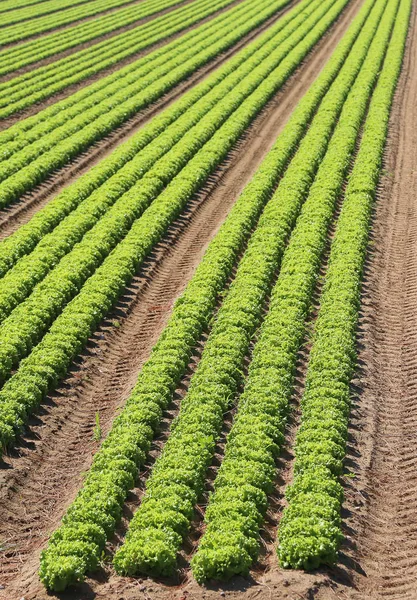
[193,0,403,576]
[1,0,408,587]
[0,0,112,26]
[0,0,161,45]
[277,0,411,570]
[41,0,411,586]
[116,0,390,570]
[38,0,381,589]
[0,0,314,284]
[0,0,74,14]
[0,0,347,451]
[0,0,196,76]
[0,0,332,331]
[0,0,244,117]
[0,0,331,387]
[0,0,300,206]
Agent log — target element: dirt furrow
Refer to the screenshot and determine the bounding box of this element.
[0,169,232,598]
[0,0,234,95]
[0,0,362,242]
[0,0,365,597]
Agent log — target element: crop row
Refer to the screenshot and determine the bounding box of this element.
[119,0,395,579]
[0,0,196,77]
[0,0,210,78]
[0,0,346,452]
[0,0,298,207]
[0,0,78,14]
[0,0,322,350]
[0,0,319,288]
[0,0,289,143]
[0,0,98,26]
[0,0,162,45]
[0,0,292,122]
[0,0,240,116]
[192,0,400,579]
[111,109,321,576]
[38,109,288,592]
[0,6,303,327]
[38,0,377,589]
[277,0,411,570]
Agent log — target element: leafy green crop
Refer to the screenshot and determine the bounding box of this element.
[0,0,321,329]
[0,0,169,44]
[38,0,351,589]
[117,0,393,577]
[10,0,408,586]
[0,0,76,13]
[0,0,110,25]
[0,0,200,76]
[0,0,347,453]
[0,0,260,117]
[0,0,298,206]
[0,0,312,279]
[192,0,404,579]
[0,0,227,78]
[277,0,411,570]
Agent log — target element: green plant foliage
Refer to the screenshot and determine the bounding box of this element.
[0,0,116,25]
[191,0,403,579]
[0,0,276,117]
[38,0,350,589]
[0,0,296,203]
[0,0,78,13]
[0,0,170,44]
[277,0,412,570]
[114,0,379,579]
[0,0,313,280]
[0,0,238,78]
[92,412,102,442]
[0,0,346,454]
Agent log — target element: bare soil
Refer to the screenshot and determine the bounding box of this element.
[0,0,197,84]
[0,0,103,27]
[0,0,231,99]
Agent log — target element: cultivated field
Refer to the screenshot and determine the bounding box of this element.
[0,0,414,597]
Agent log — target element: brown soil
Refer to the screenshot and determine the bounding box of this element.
[0,0,101,26]
[3,0,410,598]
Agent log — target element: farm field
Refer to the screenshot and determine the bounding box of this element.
[0,0,415,597]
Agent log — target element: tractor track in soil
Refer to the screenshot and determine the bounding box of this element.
[0,0,253,132]
[0,0,361,244]
[0,0,291,134]
[0,0,256,87]
[0,0,234,96]
[0,0,369,598]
